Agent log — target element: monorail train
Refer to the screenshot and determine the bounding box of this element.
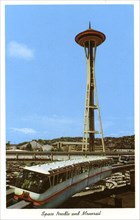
[11,156,113,208]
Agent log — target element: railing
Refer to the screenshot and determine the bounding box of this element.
[6,150,134,162]
[6,150,134,156]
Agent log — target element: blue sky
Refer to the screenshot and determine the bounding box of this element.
[5,4,134,144]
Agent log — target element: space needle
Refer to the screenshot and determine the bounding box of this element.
[75,22,106,152]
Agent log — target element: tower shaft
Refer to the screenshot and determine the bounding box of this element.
[88,41,95,151]
[82,41,105,152]
[83,41,96,151]
[75,23,106,153]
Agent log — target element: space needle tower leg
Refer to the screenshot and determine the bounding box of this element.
[89,41,96,152]
[83,41,96,151]
[83,40,97,152]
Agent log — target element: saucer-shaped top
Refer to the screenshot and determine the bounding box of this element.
[75,27,106,47]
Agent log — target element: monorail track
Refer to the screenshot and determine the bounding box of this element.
[6,187,33,208]
[7,200,33,209]
[6,150,134,162]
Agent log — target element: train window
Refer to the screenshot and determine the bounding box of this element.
[37,177,50,193]
[80,167,83,173]
[82,164,89,172]
[75,166,81,175]
[67,170,72,179]
[54,174,58,185]
[89,164,91,170]
[49,175,54,187]
[93,163,99,168]
[72,168,76,177]
[14,170,51,193]
[90,162,94,168]
[71,169,74,177]
[15,171,24,188]
[58,172,66,183]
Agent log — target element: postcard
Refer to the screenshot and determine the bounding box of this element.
[0,0,139,219]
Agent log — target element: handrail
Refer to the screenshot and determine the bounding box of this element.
[6,150,134,156]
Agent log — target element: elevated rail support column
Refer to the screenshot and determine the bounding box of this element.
[16,153,18,160]
[33,153,36,160]
[51,153,53,161]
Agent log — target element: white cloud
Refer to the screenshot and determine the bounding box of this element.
[11,127,37,135]
[20,114,82,138]
[7,41,34,60]
[21,114,76,126]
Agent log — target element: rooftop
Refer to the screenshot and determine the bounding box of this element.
[24,156,108,174]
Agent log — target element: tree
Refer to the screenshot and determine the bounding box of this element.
[26,143,33,151]
[6,141,11,147]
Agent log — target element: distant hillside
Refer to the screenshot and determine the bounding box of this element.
[16,135,134,150]
[104,135,134,149]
